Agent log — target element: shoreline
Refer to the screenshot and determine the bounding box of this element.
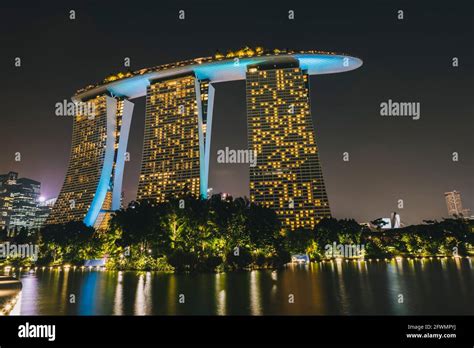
[0,275,22,315]
[2,255,471,274]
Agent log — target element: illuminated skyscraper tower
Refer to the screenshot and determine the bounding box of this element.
[47,95,134,228]
[444,190,470,217]
[246,60,331,230]
[137,74,214,202]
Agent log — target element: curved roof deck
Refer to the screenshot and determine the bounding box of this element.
[72,50,363,102]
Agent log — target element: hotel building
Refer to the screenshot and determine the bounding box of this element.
[48,48,361,228]
[137,74,214,202]
[0,171,43,232]
[47,95,134,229]
[246,60,330,229]
[445,190,471,217]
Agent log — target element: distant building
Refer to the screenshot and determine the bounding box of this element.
[34,198,56,230]
[390,212,401,229]
[362,213,402,231]
[380,218,392,230]
[445,190,470,217]
[0,172,17,231]
[0,172,42,232]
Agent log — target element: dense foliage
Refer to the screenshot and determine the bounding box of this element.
[0,194,473,271]
[105,194,288,271]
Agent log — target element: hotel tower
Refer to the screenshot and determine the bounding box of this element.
[246,60,330,229]
[137,74,214,202]
[47,95,134,229]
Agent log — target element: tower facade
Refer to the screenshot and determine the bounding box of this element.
[47,95,134,228]
[246,60,331,230]
[444,190,470,217]
[0,172,41,232]
[137,74,214,202]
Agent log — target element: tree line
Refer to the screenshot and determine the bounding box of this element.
[1,194,473,272]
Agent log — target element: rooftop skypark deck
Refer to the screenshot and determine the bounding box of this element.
[73,47,362,101]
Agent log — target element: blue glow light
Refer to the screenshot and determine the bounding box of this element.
[107,76,150,99]
[83,97,117,227]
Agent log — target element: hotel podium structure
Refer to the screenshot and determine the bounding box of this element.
[48,48,362,230]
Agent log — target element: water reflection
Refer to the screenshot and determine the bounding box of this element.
[114,271,123,315]
[79,272,99,315]
[17,272,38,315]
[4,258,473,315]
[134,274,145,315]
[335,259,350,314]
[249,271,262,315]
[386,260,408,315]
[270,270,278,299]
[215,273,226,315]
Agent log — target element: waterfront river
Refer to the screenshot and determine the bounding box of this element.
[7,258,474,315]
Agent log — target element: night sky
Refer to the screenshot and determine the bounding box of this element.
[1,0,472,225]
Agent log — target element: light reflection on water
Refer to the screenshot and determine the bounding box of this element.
[215,272,226,315]
[5,258,474,315]
[114,271,123,315]
[249,271,262,315]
